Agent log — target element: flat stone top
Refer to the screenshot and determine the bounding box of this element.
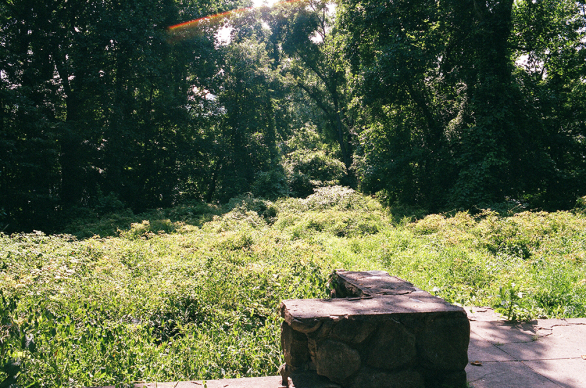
[281,291,465,325]
[335,270,419,296]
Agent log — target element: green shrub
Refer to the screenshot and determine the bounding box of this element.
[160,202,221,224]
[286,172,314,198]
[281,126,346,198]
[285,149,345,182]
[576,195,586,213]
[251,170,289,200]
[2,190,586,386]
[119,219,178,239]
[63,209,136,238]
[386,200,429,224]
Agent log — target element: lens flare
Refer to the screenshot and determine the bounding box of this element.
[167,0,308,43]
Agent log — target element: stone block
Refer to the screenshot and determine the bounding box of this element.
[365,320,416,371]
[349,368,425,388]
[280,270,470,388]
[329,318,376,345]
[315,340,361,383]
[421,368,468,388]
[281,321,310,368]
[418,315,470,371]
[334,270,419,297]
[440,370,467,388]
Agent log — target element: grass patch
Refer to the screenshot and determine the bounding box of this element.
[1,187,586,385]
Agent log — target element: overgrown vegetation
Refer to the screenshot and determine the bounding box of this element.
[2,188,585,386]
[3,0,585,233]
[2,1,585,384]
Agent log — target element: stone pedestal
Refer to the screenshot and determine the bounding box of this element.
[280,270,469,388]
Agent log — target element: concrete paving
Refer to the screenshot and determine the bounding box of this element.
[132,374,341,388]
[464,306,586,388]
[129,307,586,388]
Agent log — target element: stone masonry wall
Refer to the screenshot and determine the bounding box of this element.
[280,270,470,388]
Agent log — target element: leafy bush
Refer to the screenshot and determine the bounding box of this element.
[2,191,586,386]
[63,202,222,239]
[62,209,137,238]
[286,172,314,198]
[251,170,289,200]
[119,219,178,239]
[277,186,381,214]
[576,195,586,213]
[281,125,346,198]
[275,210,382,239]
[225,194,277,221]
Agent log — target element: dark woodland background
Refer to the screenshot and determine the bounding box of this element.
[2,0,586,232]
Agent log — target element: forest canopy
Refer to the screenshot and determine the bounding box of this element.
[1,0,585,232]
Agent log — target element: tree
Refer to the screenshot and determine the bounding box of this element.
[339,0,586,211]
[509,0,586,209]
[1,1,64,231]
[264,0,356,186]
[186,6,291,203]
[338,0,461,209]
[0,0,231,230]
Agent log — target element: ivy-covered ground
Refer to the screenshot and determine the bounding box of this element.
[2,187,586,386]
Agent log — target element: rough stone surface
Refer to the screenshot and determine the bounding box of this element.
[441,371,467,388]
[366,320,417,371]
[281,295,464,328]
[315,340,361,383]
[421,369,468,388]
[280,270,470,388]
[290,318,322,334]
[349,368,425,388]
[335,270,419,297]
[329,318,376,345]
[282,321,311,368]
[311,320,336,341]
[418,315,470,371]
[465,307,586,388]
[466,361,562,388]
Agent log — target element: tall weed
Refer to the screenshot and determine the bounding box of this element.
[1,190,586,385]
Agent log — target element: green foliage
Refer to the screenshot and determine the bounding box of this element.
[63,210,138,239]
[0,225,329,386]
[1,0,267,231]
[576,196,586,213]
[403,209,586,317]
[251,170,289,200]
[339,0,586,211]
[1,292,23,386]
[496,282,527,322]
[62,202,223,239]
[3,0,586,382]
[273,187,384,239]
[1,191,586,385]
[278,107,347,198]
[264,1,355,179]
[120,219,178,240]
[5,0,585,232]
[283,149,345,196]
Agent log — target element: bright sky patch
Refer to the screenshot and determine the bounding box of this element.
[168,0,307,43]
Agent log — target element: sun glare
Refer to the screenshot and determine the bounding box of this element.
[168,0,307,44]
[253,0,281,7]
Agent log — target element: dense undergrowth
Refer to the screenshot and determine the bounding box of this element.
[2,187,586,386]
